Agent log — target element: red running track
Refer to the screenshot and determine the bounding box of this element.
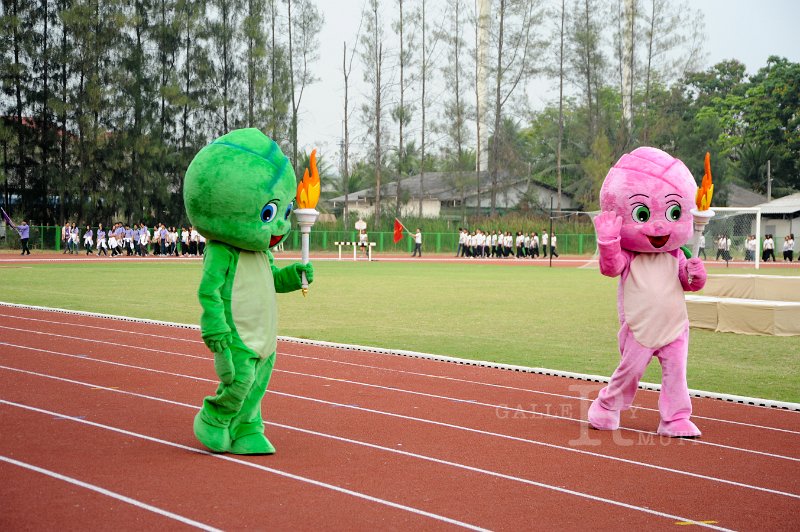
[0,303,798,531]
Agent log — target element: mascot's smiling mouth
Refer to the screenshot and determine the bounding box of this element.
[269,234,285,248]
[647,234,670,248]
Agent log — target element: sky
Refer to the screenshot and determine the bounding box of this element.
[297,0,800,164]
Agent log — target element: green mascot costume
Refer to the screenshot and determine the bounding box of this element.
[184,128,313,454]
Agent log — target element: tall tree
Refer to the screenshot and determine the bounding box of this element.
[488,0,542,215]
[555,0,566,211]
[360,0,388,222]
[242,0,266,127]
[287,0,322,172]
[640,0,704,143]
[208,0,241,133]
[392,0,415,216]
[473,0,490,214]
[568,0,605,140]
[439,0,471,219]
[267,0,290,145]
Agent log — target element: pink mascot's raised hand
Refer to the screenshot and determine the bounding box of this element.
[588,147,707,438]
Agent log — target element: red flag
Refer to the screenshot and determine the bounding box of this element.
[1,207,15,229]
[393,218,404,243]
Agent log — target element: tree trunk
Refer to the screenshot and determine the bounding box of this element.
[490,0,506,216]
[419,0,426,218]
[557,0,565,212]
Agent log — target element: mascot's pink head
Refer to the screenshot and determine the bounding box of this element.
[600,147,697,253]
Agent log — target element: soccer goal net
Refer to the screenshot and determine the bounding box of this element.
[691,207,761,268]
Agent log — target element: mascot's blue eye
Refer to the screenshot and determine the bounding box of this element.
[666,204,682,221]
[261,203,277,223]
[284,203,293,220]
[632,205,651,223]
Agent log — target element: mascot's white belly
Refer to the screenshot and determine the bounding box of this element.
[622,253,686,349]
[231,250,277,358]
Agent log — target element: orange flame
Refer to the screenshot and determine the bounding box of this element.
[695,152,714,211]
[296,149,321,209]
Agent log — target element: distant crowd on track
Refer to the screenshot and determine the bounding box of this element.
[60,221,207,257]
[455,228,560,259]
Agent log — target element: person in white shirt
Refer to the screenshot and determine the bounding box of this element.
[198,232,206,255]
[550,233,559,258]
[698,233,706,259]
[783,234,794,262]
[762,234,775,262]
[411,228,422,257]
[476,230,486,258]
[456,228,465,257]
[138,225,150,256]
[530,232,539,258]
[181,227,189,255]
[189,226,199,255]
[541,231,549,258]
[515,231,525,258]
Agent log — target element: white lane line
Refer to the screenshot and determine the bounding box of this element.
[3,301,797,413]
[0,379,734,530]
[2,319,797,436]
[1,362,798,501]
[0,325,204,360]
[275,368,800,463]
[0,455,222,532]
[2,340,798,463]
[0,400,489,532]
[278,352,800,436]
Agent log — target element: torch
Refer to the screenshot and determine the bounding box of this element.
[294,149,321,297]
[690,152,715,258]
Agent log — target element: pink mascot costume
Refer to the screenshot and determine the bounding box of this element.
[588,147,707,438]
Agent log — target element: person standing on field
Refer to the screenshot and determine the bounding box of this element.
[411,228,422,257]
[15,219,31,255]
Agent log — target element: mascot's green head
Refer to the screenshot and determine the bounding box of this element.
[184,129,296,251]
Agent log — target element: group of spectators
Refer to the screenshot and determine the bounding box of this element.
[61,221,206,257]
[700,233,794,262]
[455,228,559,259]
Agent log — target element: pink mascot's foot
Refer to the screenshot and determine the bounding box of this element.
[657,418,701,438]
[588,398,620,430]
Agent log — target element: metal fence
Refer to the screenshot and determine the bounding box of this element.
[1,226,600,256]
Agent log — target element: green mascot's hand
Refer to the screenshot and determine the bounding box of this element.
[295,262,314,284]
[204,332,235,384]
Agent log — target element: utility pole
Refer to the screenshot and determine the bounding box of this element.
[766,159,772,201]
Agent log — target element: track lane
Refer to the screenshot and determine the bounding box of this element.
[0,336,792,528]
[1,305,798,530]
[0,370,722,531]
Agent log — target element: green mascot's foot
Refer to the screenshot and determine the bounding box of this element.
[193,412,231,453]
[230,433,276,455]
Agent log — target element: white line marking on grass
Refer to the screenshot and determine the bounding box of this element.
[2,314,797,435]
[0,399,489,532]
[2,301,798,412]
[1,362,798,501]
[2,339,798,463]
[0,454,222,532]
[0,376,742,529]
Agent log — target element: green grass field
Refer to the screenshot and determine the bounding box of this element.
[1,256,798,402]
